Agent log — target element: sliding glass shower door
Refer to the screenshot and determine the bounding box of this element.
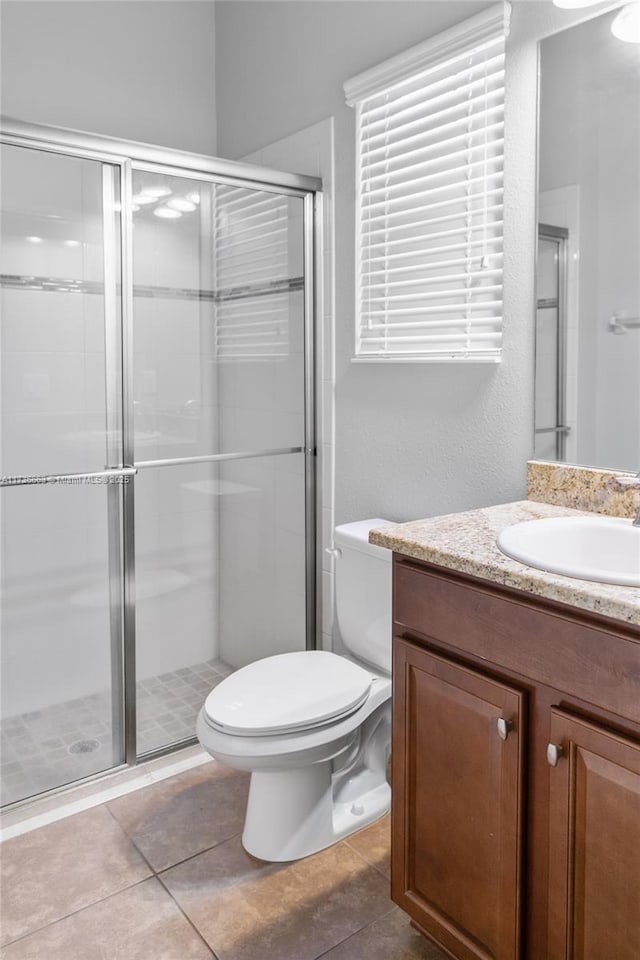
[0,120,317,805]
[131,170,309,756]
[0,144,126,805]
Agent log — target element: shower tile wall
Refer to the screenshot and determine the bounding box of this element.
[218,454,307,667]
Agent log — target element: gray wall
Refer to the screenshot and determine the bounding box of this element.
[215,0,531,523]
[0,1,217,154]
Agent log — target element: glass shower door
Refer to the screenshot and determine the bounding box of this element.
[131,170,310,756]
[0,144,126,805]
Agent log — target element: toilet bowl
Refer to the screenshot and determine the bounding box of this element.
[197,519,394,862]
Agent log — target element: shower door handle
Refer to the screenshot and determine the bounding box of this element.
[0,466,137,487]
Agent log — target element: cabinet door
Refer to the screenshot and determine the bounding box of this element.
[547,709,640,960]
[392,639,525,960]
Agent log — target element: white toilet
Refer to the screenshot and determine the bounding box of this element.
[196,519,394,862]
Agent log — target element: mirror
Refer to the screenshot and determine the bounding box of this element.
[535,7,640,473]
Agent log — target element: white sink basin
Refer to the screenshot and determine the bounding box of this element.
[497,516,640,587]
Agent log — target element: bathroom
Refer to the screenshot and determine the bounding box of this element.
[0,0,638,957]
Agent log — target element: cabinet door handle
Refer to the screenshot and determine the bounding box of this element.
[547,743,564,767]
[497,718,514,741]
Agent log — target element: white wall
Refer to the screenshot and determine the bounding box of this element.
[215,0,533,525]
[0,1,217,154]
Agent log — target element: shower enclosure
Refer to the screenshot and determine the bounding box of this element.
[0,119,320,807]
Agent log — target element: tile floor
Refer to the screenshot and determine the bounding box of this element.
[0,759,447,960]
[1,659,232,807]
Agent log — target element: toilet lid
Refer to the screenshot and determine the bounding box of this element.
[203,651,373,736]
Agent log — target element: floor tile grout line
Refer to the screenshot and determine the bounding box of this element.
[155,865,221,960]
[101,801,158,877]
[312,902,400,960]
[2,786,234,956]
[154,848,398,960]
[151,826,245,877]
[0,875,155,951]
[342,836,391,884]
[103,773,249,877]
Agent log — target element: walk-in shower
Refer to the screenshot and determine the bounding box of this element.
[0,119,320,808]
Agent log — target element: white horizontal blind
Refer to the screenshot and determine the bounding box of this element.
[350,8,508,361]
[214,185,293,360]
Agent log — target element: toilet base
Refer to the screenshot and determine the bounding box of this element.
[197,676,393,863]
[242,761,390,862]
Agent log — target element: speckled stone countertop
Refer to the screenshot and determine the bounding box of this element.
[527,460,639,518]
[369,501,640,627]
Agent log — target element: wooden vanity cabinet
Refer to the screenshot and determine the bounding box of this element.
[393,640,525,960]
[546,710,640,960]
[390,555,640,960]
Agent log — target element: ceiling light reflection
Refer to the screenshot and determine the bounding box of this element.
[141,186,172,199]
[153,206,182,219]
[167,197,196,212]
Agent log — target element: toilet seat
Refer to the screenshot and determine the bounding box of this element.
[203,650,373,737]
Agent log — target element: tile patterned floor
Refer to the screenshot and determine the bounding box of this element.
[0,760,447,960]
[0,659,232,807]
[136,658,232,756]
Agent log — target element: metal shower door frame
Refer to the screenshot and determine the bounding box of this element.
[536,223,569,462]
[0,117,321,784]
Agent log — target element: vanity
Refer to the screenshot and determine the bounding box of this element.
[370,471,640,960]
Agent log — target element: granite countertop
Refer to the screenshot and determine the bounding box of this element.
[370,500,640,627]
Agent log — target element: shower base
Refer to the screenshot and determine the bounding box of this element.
[0,658,232,808]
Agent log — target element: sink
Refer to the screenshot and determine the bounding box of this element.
[497,516,640,587]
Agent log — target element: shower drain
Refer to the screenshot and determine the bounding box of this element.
[67,738,101,756]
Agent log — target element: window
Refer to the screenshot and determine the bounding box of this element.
[345,2,510,362]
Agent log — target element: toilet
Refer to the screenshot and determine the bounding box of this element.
[196,519,394,862]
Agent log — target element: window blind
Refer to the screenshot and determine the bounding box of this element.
[346,3,510,361]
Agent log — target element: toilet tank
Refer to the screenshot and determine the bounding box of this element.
[333,519,394,674]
